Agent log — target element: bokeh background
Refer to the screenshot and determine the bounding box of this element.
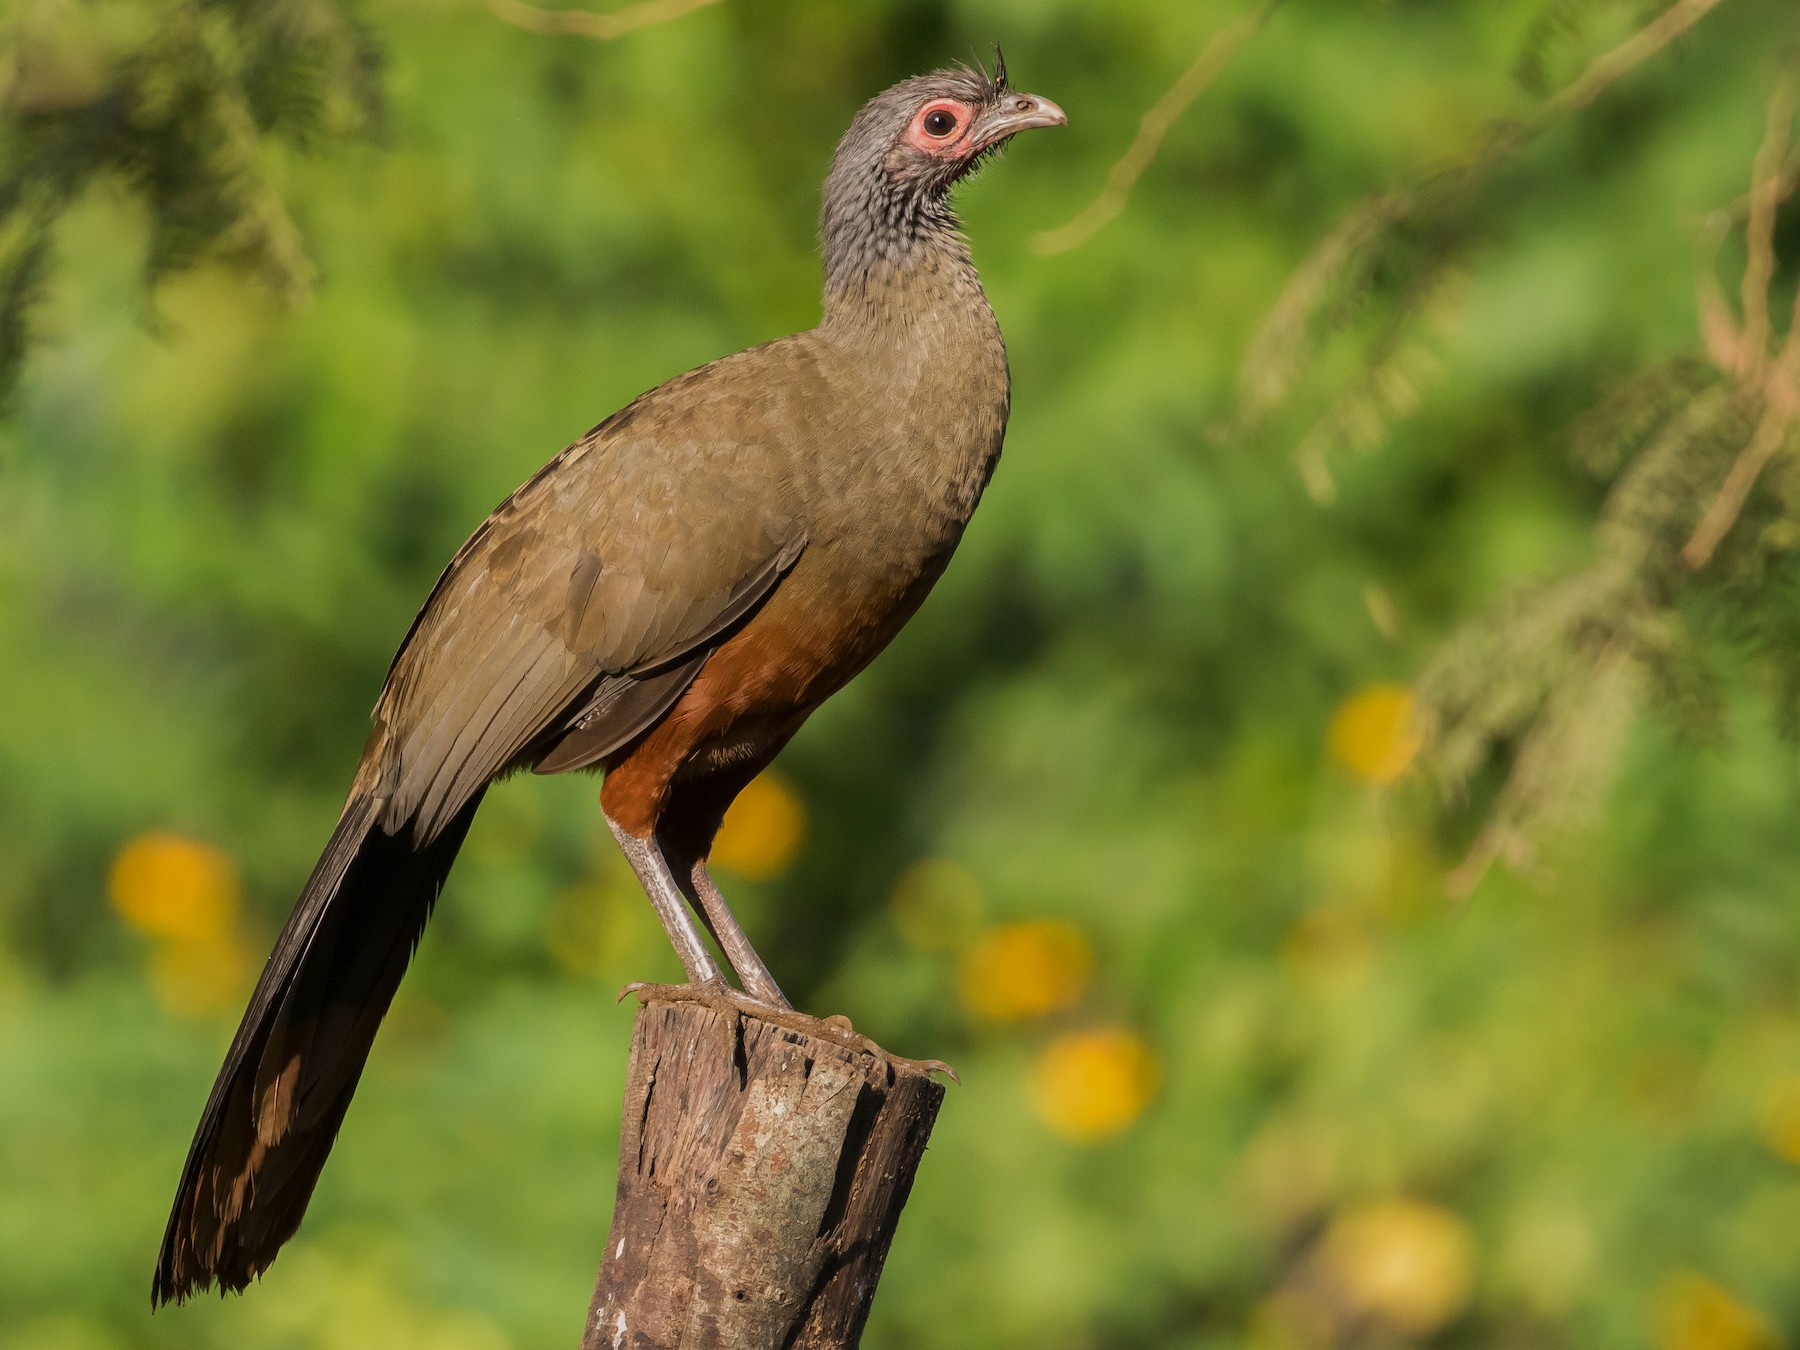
[5,0,1800,1346]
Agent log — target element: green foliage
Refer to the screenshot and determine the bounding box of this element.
[5,1,1800,1348]
[1244,1,1800,892]
[0,0,381,401]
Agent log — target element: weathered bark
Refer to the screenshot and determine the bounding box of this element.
[581,985,948,1350]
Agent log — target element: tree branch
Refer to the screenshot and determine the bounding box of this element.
[1695,211,1748,374]
[1239,0,1733,434]
[1529,0,1730,128]
[486,0,722,42]
[1029,2,1279,257]
[1680,288,1800,569]
[581,985,948,1350]
[1679,398,1797,568]
[1682,73,1800,569]
[1737,71,1798,385]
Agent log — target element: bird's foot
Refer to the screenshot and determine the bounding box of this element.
[616,979,798,1025]
[615,981,957,1083]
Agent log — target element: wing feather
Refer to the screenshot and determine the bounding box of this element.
[368,344,822,844]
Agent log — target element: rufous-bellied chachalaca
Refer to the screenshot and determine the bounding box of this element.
[153,57,1064,1303]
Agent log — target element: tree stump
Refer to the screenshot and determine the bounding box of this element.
[581,985,948,1350]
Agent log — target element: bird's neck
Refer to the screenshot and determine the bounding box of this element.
[818,169,988,339]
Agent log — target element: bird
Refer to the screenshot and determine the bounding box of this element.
[152,55,1065,1304]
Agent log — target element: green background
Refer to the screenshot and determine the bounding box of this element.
[4,0,1800,1345]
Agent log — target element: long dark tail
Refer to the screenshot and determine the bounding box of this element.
[152,789,483,1305]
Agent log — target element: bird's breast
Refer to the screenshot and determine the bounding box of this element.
[767,397,1005,698]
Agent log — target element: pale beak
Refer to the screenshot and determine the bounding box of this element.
[970,92,1068,151]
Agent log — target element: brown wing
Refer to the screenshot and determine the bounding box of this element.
[367,345,820,844]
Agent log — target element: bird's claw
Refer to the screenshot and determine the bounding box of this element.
[917,1058,960,1085]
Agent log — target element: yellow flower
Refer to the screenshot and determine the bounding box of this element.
[959,920,1092,1021]
[109,832,254,1017]
[108,832,239,941]
[711,773,806,880]
[149,929,254,1019]
[1757,1073,1800,1165]
[1654,1273,1775,1350]
[890,858,985,951]
[1031,1028,1157,1142]
[1319,1198,1475,1335]
[1328,684,1423,785]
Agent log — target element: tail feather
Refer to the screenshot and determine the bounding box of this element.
[153,789,483,1305]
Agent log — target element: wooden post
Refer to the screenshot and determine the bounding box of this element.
[580,985,949,1350]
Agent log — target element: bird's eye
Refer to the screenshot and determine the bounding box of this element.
[923,108,959,138]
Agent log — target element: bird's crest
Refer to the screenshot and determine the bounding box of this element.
[948,46,1008,100]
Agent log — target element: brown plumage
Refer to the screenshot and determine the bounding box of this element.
[154,58,1064,1305]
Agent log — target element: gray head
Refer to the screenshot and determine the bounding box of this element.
[822,56,1066,293]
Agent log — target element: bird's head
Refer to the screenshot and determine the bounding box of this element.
[852,52,1067,197]
[822,53,1066,290]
